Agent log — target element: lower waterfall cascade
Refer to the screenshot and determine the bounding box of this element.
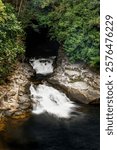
[30,84,76,118]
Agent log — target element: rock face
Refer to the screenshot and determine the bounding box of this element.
[0,62,33,119]
[48,60,100,104]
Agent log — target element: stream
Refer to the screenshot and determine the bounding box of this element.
[29,57,76,118]
[0,57,100,150]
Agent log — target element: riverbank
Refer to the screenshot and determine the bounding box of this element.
[0,62,33,120]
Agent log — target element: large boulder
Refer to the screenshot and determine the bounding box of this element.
[48,63,100,104]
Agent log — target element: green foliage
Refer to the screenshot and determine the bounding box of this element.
[21,0,100,68]
[23,0,99,68]
[0,0,24,83]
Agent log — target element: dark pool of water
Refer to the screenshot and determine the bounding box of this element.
[0,104,100,150]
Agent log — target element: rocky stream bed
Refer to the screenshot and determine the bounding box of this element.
[0,57,100,123]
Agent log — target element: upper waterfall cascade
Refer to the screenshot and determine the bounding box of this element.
[29,57,56,75]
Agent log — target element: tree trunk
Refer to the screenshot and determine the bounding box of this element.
[18,0,23,16]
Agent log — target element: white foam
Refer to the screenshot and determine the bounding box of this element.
[29,57,55,75]
[30,84,76,118]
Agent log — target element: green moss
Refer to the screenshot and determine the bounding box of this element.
[68,77,82,83]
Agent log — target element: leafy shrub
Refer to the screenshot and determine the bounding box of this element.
[0,0,24,83]
[21,0,100,68]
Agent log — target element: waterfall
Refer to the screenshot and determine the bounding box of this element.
[30,84,76,118]
[29,57,76,118]
[29,57,56,75]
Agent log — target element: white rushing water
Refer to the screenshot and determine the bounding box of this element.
[30,84,76,118]
[29,57,55,75]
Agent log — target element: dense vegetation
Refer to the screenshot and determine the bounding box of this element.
[0,0,100,83]
[21,0,100,68]
[0,0,24,83]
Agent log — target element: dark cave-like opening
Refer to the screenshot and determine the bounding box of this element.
[25,25,59,58]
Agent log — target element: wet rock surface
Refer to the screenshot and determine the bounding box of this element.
[0,62,33,119]
[48,53,100,104]
[0,52,100,121]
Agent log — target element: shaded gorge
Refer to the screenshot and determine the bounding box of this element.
[0,23,100,150]
[25,23,59,58]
